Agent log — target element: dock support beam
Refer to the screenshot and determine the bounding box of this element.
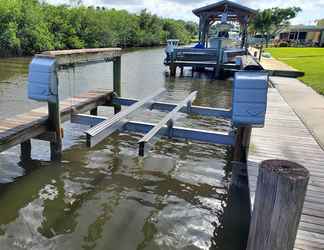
[247,160,309,250]
[232,126,252,163]
[48,99,62,161]
[113,56,122,114]
[20,140,32,161]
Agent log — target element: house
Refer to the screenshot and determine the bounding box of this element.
[277,25,324,46]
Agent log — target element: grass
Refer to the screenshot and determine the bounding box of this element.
[265,48,324,95]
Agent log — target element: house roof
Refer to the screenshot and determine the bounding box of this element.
[281,25,324,33]
[192,0,257,17]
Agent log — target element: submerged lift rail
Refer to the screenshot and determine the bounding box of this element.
[85,88,165,147]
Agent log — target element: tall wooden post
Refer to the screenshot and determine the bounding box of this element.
[48,93,62,161]
[169,52,177,77]
[247,160,309,250]
[20,140,32,161]
[241,18,248,49]
[198,18,202,42]
[215,39,223,79]
[232,126,252,163]
[199,14,209,47]
[113,56,122,114]
[258,43,263,61]
[48,69,62,161]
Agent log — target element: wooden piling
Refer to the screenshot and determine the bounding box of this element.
[90,108,98,116]
[20,140,32,161]
[232,126,252,163]
[247,160,309,250]
[48,98,62,161]
[113,56,122,114]
[180,66,184,77]
[258,44,263,61]
[215,39,223,79]
[170,52,177,77]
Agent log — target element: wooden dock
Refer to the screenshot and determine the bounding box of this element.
[0,89,112,153]
[248,87,324,250]
[0,47,122,160]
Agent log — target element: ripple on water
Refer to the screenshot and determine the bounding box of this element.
[0,49,241,250]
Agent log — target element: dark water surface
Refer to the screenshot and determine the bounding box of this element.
[0,48,249,250]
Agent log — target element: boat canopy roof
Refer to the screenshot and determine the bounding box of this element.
[193,0,256,24]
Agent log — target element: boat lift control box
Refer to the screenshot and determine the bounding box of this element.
[28,56,57,102]
[232,71,268,127]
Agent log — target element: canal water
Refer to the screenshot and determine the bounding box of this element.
[0,48,250,250]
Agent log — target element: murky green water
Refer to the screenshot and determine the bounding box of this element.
[0,48,250,250]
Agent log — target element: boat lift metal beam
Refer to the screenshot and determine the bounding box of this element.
[71,114,235,148]
[112,97,232,119]
[85,88,165,147]
[138,91,198,156]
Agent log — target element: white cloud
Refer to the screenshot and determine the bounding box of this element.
[46,0,324,24]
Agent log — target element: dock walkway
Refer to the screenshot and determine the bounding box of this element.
[248,87,324,250]
[0,89,112,153]
[271,76,324,150]
[249,47,304,78]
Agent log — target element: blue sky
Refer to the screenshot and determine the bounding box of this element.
[47,0,324,25]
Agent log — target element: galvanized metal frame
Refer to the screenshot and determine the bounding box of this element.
[138,91,198,156]
[85,88,165,147]
[112,97,232,119]
[71,114,235,147]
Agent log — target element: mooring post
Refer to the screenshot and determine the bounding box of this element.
[113,55,122,114]
[20,140,32,161]
[180,66,184,77]
[247,160,309,250]
[48,95,63,161]
[232,126,252,163]
[258,43,263,62]
[215,39,223,79]
[170,52,177,77]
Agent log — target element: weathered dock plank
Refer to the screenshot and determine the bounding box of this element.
[248,88,324,250]
[0,89,112,153]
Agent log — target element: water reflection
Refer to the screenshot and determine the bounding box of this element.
[0,48,250,250]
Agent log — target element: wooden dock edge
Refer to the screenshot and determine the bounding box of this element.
[0,90,113,156]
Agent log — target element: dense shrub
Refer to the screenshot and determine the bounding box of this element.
[0,1,198,56]
[278,42,289,47]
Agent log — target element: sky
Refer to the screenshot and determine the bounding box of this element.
[46,0,324,25]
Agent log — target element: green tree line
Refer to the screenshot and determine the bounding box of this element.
[0,0,198,56]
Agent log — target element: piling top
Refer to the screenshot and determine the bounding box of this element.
[261,160,309,180]
[36,48,122,67]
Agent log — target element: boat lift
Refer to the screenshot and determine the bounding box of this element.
[27,48,268,160]
[72,71,268,158]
